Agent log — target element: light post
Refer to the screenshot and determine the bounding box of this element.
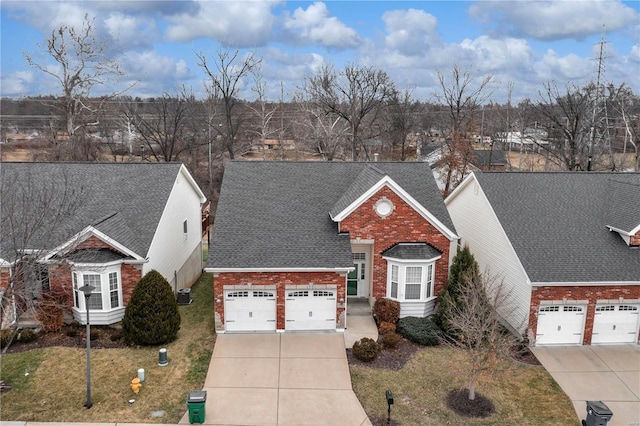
[385,390,394,426]
[79,284,95,409]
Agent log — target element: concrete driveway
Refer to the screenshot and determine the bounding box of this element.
[531,345,640,426]
[180,333,371,426]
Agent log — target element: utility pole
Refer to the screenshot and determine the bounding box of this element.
[588,26,611,171]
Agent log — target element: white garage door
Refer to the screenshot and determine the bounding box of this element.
[536,305,586,345]
[224,290,276,332]
[592,304,640,344]
[285,290,336,331]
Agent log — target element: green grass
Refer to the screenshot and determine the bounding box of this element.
[350,346,580,425]
[0,272,216,424]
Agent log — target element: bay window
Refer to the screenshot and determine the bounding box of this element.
[73,266,122,312]
[382,243,441,302]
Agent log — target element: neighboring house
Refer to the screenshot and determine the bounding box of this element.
[206,161,458,333]
[445,171,640,346]
[472,149,507,171]
[0,162,207,328]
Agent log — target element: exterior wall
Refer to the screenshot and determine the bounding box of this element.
[146,167,204,288]
[631,231,640,246]
[213,271,346,331]
[530,285,640,345]
[76,235,125,253]
[0,267,10,290]
[121,263,143,305]
[445,178,532,333]
[48,262,74,318]
[339,186,452,310]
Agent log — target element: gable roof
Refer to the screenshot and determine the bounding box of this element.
[456,172,640,283]
[0,162,197,262]
[208,161,456,270]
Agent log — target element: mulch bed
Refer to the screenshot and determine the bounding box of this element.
[446,388,495,418]
[2,323,128,354]
[346,338,421,370]
[509,346,542,366]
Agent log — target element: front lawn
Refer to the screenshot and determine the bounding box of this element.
[350,344,579,425]
[0,272,215,423]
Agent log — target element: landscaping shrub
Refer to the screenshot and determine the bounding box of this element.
[352,337,380,362]
[18,328,37,343]
[122,270,181,346]
[0,329,13,348]
[35,292,66,333]
[380,332,401,349]
[397,316,442,346]
[373,298,400,325]
[378,321,397,335]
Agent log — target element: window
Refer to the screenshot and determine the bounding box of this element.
[183,220,188,240]
[73,267,122,313]
[386,261,436,302]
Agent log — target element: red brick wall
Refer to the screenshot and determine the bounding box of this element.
[48,262,75,317]
[631,231,640,247]
[339,186,451,301]
[75,235,126,255]
[0,267,10,290]
[530,285,640,345]
[121,264,143,305]
[214,271,345,330]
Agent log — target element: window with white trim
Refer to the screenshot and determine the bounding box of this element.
[386,261,435,302]
[73,266,122,312]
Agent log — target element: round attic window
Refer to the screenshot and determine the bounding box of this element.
[374,198,394,218]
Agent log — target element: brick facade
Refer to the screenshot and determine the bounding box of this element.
[630,231,640,247]
[0,267,9,290]
[339,186,451,301]
[214,185,453,332]
[214,271,345,330]
[530,285,640,345]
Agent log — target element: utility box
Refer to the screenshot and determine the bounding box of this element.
[583,400,613,426]
[187,390,207,424]
[177,288,192,305]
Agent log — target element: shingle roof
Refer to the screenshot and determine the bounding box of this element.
[382,243,442,260]
[474,172,640,283]
[1,162,183,261]
[209,161,455,269]
[605,179,640,233]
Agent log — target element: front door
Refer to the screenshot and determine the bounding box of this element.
[347,253,367,297]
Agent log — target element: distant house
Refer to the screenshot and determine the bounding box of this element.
[472,149,508,171]
[206,161,458,333]
[445,171,640,346]
[1,162,207,328]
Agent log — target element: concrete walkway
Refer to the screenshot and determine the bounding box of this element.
[531,345,640,426]
[177,333,371,426]
[344,298,378,348]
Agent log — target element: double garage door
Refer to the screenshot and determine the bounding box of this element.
[224,289,336,332]
[536,304,639,345]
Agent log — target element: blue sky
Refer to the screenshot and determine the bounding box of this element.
[1,1,639,103]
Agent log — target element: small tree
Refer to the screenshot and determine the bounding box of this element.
[433,245,479,333]
[443,270,518,401]
[122,270,180,346]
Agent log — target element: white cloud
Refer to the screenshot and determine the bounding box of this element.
[282,2,361,48]
[630,44,640,62]
[0,71,34,96]
[469,0,640,41]
[120,50,192,83]
[382,9,440,56]
[459,36,534,74]
[165,1,278,47]
[534,49,591,82]
[104,13,159,49]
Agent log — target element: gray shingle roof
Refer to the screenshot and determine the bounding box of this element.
[209,161,455,269]
[475,172,640,283]
[605,179,640,233]
[382,243,442,260]
[1,162,183,261]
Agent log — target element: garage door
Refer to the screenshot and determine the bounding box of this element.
[536,305,586,345]
[285,290,336,331]
[224,290,276,332]
[592,304,640,344]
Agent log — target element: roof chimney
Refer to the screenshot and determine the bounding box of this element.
[373,153,379,162]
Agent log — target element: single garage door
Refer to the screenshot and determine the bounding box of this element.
[224,290,276,332]
[592,304,640,344]
[285,290,336,331]
[536,305,586,345]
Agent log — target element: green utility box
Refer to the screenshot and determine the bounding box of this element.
[187,390,207,424]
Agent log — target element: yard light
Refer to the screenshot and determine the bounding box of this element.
[79,284,95,409]
[385,389,394,426]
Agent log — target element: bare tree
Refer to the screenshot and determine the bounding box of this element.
[304,63,396,161]
[608,83,639,171]
[23,14,129,160]
[249,74,282,160]
[386,88,419,161]
[442,269,520,401]
[196,48,261,159]
[434,65,493,194]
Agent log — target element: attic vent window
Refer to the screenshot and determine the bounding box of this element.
[374,197,394,218]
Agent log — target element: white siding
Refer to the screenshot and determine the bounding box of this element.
[446,177,531,333]
[145,167,204,289]
[400,299,437,318]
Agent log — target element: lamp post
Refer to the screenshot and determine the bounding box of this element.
[79,285,95,409]
[385,390,394,426]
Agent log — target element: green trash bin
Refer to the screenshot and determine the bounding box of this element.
[187,390,207,424]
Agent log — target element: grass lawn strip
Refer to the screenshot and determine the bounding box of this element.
[0,272,215,423]
[350,345,580,425]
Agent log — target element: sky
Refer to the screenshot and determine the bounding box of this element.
[1,0,639,104]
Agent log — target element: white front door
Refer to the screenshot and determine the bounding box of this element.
[592,304,640,344]
[224,290,277,332]
[285,289,336,331]
[536,305,586,345]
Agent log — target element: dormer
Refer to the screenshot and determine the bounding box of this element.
[605,179,640,247]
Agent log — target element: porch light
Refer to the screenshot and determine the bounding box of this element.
[78,284,95,409]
